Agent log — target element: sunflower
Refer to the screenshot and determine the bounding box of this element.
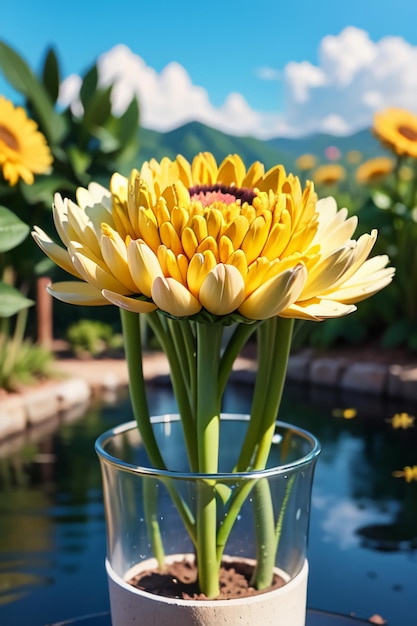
[32,152,394,322]
[0,96,53,186]
[312,164,346,186]
[373,108,417,159]
[296,153,316,171]
[355,157,394,185]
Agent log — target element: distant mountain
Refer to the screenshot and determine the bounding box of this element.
[136,122,386,171]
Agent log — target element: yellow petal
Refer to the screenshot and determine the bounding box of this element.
[138,206,161,251]
[101,226,138,292]
[223,215,249,249]
[127,240,164,296]
[47,281,109,306]
[152,276,201,317]
[102,289,157,313]
[110,172,129,204]
[176,154,193,188]
[191,152,217,185]
[242,161,264,188]
[160,221,183,256]
[281,298,356,321]
[300,243,357,301]
[325,256,395,304]
[241,214,271,264]
[217,154,246,186]
[67,198,102,259]
[181,226,199,259]
[70,249,132,294]
[162,182,190,213]
[187,251,217,297]
[199,264,245,315]
[239,264,307,320]
[32,227,82,278]
[53,193,75,247]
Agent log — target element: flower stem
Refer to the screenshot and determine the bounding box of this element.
[146,312,198,471]
[253,317,294,470]
[250,478,276,589]
[195,321,223,598]
[120,309,165,469]
[218,321,260,397]
[143,477,165,569]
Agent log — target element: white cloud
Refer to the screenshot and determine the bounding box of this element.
[256,66,282,81]
[284,26,417,136]
[58,28,417,139]
[313,492,398,550]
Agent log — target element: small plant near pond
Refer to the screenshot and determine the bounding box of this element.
[66,320,123,358]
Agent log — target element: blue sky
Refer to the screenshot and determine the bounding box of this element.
[2,0,417,137]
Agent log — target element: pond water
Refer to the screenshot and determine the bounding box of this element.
[0,379,416,626]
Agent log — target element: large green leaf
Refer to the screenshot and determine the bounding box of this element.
[80,64,99,109]
[81,85,113,134]
[0,206,30,252]
[0,41,67,144]
[42,47,60,103]
[0,281,34,317]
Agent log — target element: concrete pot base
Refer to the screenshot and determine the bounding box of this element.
[107,555,308,626]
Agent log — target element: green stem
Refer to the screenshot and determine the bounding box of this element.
[218,321,260,397]
[250,479,276,589]
[252,317,294,470]
[120,309,165,469]
[146,312,198,471]
[143,477,165,569]
[274,474,296,554]
[216,317,294,588]
[195,321,223,598]
[234,319,276,471]
[121,309,197,552]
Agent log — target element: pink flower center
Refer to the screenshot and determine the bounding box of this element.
[189,184,256,207]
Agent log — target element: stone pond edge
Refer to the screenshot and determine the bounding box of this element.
[1,350,417,442]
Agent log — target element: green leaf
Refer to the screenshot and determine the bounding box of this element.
[0,206,30,252]
[80,64,99,109]
[66,146,92,180]
[0,41,67,144]
[0,281,34,317]
[111,96,140,145]
[81,85,113,134]
[20,175,75,206]
[42,48,60,103]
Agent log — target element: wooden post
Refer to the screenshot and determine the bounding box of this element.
[37,276,53,348]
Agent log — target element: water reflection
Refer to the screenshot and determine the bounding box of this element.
[0,381,416,626]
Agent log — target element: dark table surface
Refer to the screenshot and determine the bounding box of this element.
[48,608,373,625]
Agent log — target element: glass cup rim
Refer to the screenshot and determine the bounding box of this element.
[95,414,321,480]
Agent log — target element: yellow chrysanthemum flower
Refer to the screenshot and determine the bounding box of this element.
[373,107,417,159]
[0,96,53,186]
[355,157,394,185]
[32,153,394,322]
[296,153,316,171]
[312,164,346,187]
